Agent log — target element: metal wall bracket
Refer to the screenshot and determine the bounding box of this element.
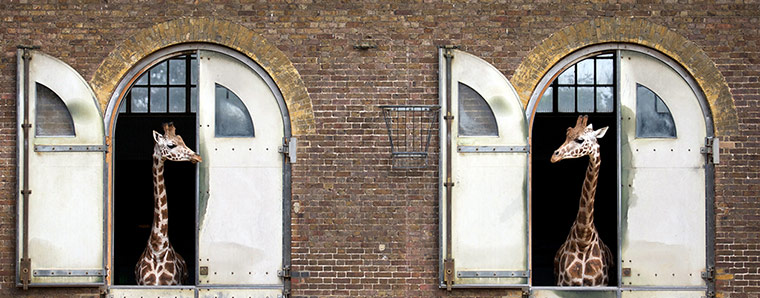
[278,137,297,163]
[443,258,455,291]
[701,137,719,164]
[19,258,31,290]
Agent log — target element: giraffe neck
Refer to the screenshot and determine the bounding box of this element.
[149,151,169,253]
[571,149,601,245]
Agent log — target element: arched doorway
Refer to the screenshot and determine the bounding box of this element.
[527,44,715,296]
[107,44,293,296]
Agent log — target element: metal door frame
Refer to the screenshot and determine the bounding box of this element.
[525,43,716,297]
[104,43,293,294]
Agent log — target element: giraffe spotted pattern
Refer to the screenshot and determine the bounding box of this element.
[550,115,613,286]
[135,123,201,285]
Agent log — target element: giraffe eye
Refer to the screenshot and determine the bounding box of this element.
[168,144,177,149]
[574,138,584,144]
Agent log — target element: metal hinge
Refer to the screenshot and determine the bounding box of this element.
[701,137,720,164]
[443,258,455,291]
[278,137,297,164]
[701,266,715,281]
[278,265,291,278]
[19,258,31,290]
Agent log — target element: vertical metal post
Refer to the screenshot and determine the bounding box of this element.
[18,45,38,290]
[442,46,456,291]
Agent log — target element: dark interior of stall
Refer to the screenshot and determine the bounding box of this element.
[113,114,197,285]
[531,113,618,286]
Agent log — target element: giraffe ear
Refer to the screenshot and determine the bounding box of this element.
[594,126,609,139]
[152,130,163,143]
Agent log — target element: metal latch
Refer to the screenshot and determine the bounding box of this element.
[20,258,31,289]
[199,266,208,275]
[443,258,455,291]
[278,137,297,163]
[701,136,720,164]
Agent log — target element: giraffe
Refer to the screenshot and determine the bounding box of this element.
[135,122,201,285]
[550,115,613,286]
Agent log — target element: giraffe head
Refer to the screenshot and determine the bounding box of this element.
[152,122,202,163]
[551,115,608,163]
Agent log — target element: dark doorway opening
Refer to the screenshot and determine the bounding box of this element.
[531,113,618,286]
[531,52,619,286]
[113,114,197,285]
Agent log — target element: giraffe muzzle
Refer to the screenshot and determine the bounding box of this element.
[190,154,203,164]
[551,151,562,163]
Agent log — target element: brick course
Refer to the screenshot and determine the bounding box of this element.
[0,1,758,297]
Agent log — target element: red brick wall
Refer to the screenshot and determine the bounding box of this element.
[0,1,757,297]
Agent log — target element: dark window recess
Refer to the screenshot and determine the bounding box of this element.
[458,82,498,136]
[119,54,198,114]
[35,82,75,137]
[636,84,677,138]
[537,53,615,114]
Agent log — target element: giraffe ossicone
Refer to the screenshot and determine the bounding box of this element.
[135,122,201,285]
[551,115,613,286]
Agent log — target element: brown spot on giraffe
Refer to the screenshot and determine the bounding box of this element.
[135,123,200,285]
[551,116,613,286]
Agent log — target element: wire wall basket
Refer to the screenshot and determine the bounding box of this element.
[380,105,440,169]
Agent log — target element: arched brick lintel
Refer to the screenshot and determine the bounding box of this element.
[511,17,738,135]
[89,17,315,136]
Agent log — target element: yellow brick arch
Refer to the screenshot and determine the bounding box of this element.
[90,17,315,136]
[511,17,738,135]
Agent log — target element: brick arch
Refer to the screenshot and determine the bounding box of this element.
[511,17,738,135]
[90,17,315,135]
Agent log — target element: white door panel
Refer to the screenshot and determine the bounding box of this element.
[17,50,105,286]
[620,50,707,287]
[441,49,529,286]
[198,50,284,287]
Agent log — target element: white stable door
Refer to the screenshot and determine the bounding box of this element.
[440,49,529,287]
[620,50,707,291]
[16,50,105,286]
[197,50,284,292]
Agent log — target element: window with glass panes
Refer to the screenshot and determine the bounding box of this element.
[536,53,615,114]
[119,54,197,114]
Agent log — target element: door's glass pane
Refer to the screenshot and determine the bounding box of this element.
[457,82,498,136]
[596,59,613,85]
[215,84,254,137]
[118,100,127,113]
[150,61,167,85]
[577,87,594,112]
[191,58,198,85]
[135,72,148,85]
[169,87,186,113]
[558,65,575,84]
[597,87,614,112]
[636,84,676,138]
[537,88,553,113]
[35,83,75,136]
[577,59,594,85]
[191,87,198,113]
[558,87,575,113]
[169,59,186,85]
[150,87,167,113]
[130,87,148,113]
